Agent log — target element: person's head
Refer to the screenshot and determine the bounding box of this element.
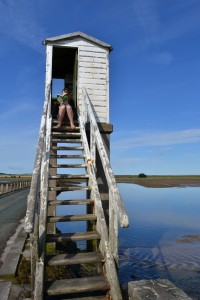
[62,87,72,99]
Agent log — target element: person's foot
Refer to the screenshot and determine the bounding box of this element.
[70,123,75,129]
[56,123,62,128]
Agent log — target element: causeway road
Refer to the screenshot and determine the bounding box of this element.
[0,189,29,257]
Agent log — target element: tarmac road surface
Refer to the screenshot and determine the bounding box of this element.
[0,189,29,257]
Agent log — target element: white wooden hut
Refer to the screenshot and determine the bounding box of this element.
[44,31,112,123]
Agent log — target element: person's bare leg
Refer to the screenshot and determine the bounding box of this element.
[57,105,65,128]
[66,106,75,129]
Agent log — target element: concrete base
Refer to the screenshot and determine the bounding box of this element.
[0,219,30,300]
[0,281,12,300]
[128,279,192,300]
[0,220,27,280]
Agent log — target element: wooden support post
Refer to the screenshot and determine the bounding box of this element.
[86,122,113,243]
[95,123,113,227]
[0,184,3,194]
[109,198,119,264]
[47,141,57,253]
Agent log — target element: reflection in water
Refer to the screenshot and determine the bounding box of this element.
[118,184,200,299]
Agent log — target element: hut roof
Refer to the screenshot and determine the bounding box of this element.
[43,31,112,51]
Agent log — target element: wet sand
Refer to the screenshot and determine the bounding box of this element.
[116,176,200,188]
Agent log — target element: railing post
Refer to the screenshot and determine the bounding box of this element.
[109,195,119,264]
[0,184,3,194]
[90,123,96,168]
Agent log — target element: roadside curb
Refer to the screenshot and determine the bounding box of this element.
[0,219,29,300]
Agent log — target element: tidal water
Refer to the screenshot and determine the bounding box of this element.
[56,183,200,299]
[118,184,200,299]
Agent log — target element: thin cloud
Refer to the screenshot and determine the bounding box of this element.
[131,0,200,47]
[132,0,160,46]
[148,51,174,65]
[159,2,200,44]
[8,165,23,171]
[0,102,36,121]
[0,0,46,53]
[112,129,200,150]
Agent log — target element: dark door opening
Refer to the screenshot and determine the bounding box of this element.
[51,46,78,119]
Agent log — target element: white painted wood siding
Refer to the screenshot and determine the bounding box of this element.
[49,37,109,123]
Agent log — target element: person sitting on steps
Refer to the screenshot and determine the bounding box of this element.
[57,88,75,129]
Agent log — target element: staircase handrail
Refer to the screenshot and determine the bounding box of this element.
[25,84,51,233]
[79,113,123,300]
[81,87,129,228]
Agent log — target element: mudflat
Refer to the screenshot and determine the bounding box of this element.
[115,175,200,188]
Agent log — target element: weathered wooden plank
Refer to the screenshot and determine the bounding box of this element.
[79,88,107,96]
[49,186,91,191]
[46,276,109,296]
[51,146,84,150]
[79,50,107,57]
[57,297,107,300]
[46,251,103,266]
[50,154,85,159]
[79,46,107,53]
[92,106,107,113]
[79,56,107,64]
[79,66,107,74]
[48,199,94,206]
[50,164,87,168]
[78,78,106,86]
[78,102,107,110]
[49,174,89,179]
[79,102,107,109]
[78,108,107,123]
[83,99,107,105]
[51,139,82,143]
[48,214,96,222]
[79,61,107,69]
[79,72,107,80]
[51,125,80,131]
[51,132,81,137]
[79,84,106,98]
[87,94,107,101]
[46,231,101,242]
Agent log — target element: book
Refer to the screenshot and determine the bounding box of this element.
[57,94,69,103]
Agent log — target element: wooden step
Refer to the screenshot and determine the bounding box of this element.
[48,199,94,206]
[52,120,79,124]
[48,214,97,223]
[51,139,82,143]
[46,231,101,243]
[49,186,91,192]
[46,276,109,296]
[52,126,80,131]
[56,296,108,300]
[46,251,104,267]
[52,120,79,125]
[50,164,87,168]
[52,132,81,138]
[51,146,84,150]
[50,154,85,159]
[49,175,89,179]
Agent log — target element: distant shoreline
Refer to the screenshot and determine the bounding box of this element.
[1,174,200,188]
[115,175,200,188]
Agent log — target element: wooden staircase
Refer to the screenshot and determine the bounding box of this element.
[25,87,128,300]
[45,121,109,299]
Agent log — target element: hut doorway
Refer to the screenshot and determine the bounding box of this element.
[51,46,78,118]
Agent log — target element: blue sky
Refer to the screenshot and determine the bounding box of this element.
[0,0,200,175]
